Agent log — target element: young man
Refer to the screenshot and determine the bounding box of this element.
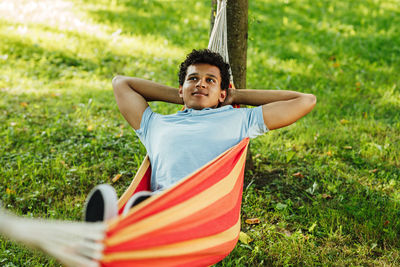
[84,49,316,222]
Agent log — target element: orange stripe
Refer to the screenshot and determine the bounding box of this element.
[104,161,245,252]
[108,139,249,232]
[105,145,247,246]
[102,219,240,262]
[102,248,233,267]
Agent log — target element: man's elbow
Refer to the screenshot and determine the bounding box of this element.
[112,75,124,88]
[306,93,317,109]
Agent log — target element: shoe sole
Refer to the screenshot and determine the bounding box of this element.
[84,184,118,222]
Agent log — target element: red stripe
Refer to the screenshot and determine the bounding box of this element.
[108,139,248,236]
[101,238,239,267]
[118,168,152,214]
[104,162,244,252]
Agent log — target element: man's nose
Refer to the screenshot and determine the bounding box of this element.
[196,78,206,88]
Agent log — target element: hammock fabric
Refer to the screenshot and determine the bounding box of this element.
[101,138,249,266]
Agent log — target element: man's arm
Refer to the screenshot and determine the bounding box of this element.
[227,89,317,130]
[112,76,183,130]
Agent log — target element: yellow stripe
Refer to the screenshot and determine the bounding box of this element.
[108,146,233,229]
[112,140,247,228]
[117,156,150,209]
[105,148,247,246]
[102,218,240,261]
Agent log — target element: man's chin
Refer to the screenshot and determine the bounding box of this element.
[185,103,219,110]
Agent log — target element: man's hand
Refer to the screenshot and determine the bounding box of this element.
[220,88,235,107]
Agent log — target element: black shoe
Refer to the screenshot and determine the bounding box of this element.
[122,191,155,215]
[84,184,118,222]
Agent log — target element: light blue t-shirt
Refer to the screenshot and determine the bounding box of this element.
[135,105,268,191]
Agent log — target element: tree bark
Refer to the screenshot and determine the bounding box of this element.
[226,0,248,90]
[226,0,253,170]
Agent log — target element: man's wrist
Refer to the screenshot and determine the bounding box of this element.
[231,89,242,105]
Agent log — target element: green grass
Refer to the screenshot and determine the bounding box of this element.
[1,0,399,266]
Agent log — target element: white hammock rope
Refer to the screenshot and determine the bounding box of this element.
[208,0,233,82]
[0,2,232,266]
[0,207,105,267]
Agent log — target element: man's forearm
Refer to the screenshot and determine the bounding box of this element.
[113,76,183,105]
[232,89,312,106]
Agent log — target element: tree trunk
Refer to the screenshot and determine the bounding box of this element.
[226,0,248,90]
[226,0,253,170]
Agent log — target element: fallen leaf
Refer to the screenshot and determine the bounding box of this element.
[116,129,123,138]
[293,172,304,178]
[239,231,253,244]
[112,173,122,183]
[343,146,352,150]
[326,151,332,156]
[60,160,68,168]
[20,102,28,107]
[384,220,389,226]
[87,125,94,131]
[340,119,349,124]
[333,62,340,68]
[369,169,378,173]
[329,55,336,61]
[363,112,367,119]
[322,193,332,199]
[6,188,15,195]
[355,82,361,87]
[245,218,261,225]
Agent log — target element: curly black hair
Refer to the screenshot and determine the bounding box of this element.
[178,49,230,90]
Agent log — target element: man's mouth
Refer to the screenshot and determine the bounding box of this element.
[192,92,208,96]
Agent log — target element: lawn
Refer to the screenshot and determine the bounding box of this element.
[1,0,399,266]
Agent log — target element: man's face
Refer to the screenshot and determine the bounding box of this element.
[179,63,227,110]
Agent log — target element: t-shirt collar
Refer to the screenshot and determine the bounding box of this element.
[178,105,233,115]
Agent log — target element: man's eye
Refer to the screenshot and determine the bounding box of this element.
[207,78,215,83]
[188,77,197,81]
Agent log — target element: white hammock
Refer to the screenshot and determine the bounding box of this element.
[208,0,233,82]
[0,208,105,267]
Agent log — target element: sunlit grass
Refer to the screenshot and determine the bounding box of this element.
[0,0,102,33]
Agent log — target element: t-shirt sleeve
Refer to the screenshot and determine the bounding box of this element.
[244,105,269,138]
[134,106,154,144]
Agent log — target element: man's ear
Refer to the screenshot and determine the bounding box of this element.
[219,89,227,102]
[179,86,183,98]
